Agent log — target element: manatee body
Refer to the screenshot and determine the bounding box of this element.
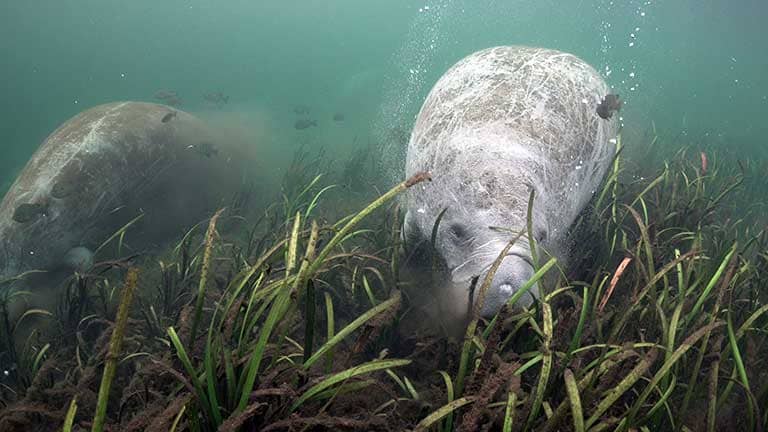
[0,101,242,281]
[403,46,619,319]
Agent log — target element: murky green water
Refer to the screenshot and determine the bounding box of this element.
[1,0,766,195]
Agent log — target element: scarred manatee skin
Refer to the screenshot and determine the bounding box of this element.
[0,101,242,280]
[403,46,619,319]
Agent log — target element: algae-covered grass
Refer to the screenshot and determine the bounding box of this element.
[0,131,766,431]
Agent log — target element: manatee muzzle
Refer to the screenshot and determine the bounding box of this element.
[475,254,538,318]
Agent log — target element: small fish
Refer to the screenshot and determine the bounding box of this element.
[700,151,708,175]
[154,90,183,107]
[293,105,310,115]
[596,94,623,120]
[154,89,178,100]
[12,202,49,224]
[196,142,219,158]
[333,112,345,122]
[161,111,177,123]
[294,118,318,130]
[203,91,229,106]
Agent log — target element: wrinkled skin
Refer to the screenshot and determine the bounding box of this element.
[403,46,618,320]
[0,101,243,283]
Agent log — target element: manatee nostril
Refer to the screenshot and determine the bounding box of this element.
[497,283,515,295]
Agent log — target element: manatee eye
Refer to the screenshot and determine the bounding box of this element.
[12,203,46,223]
[449,223,468,239]
[535,228,547,243]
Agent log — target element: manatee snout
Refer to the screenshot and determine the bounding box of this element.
[477,254,537,318]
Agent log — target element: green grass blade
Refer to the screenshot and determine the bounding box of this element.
[324,291,335,373]
[91,268,139,432]
[167,326,214,423]
[584,349,659,430]
[413,397,475,432]
[503,390,518,432]
[236,285,292,411]
[727,312,754,430]
[290,358,410,411]
[564,369,584,432]
[170,404,186,432]
[62,396,78,432]
[189,208,225,345]
[686,242,736,323]
[524,301,553,431]
[304,184,338,221]
[625,321,725,426]
[203,317,223,425]
[303,279,317,364]
[304,291,401,368]
[93,212,145,256]
[305,172,431,278]
[438,371,455,432]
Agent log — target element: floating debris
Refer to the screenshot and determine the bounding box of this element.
[596,93,622,119]
[294,118,318,130]
[203,91,229,106]
[161,111,177,123]
[293,105,310,115]
[333,112,345,122]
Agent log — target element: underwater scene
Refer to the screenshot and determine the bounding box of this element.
[1,1,767,431]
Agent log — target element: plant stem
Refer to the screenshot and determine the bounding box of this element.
[91,267,139,432]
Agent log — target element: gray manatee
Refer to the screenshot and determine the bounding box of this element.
[403,46,619,320]
[0,101,243,284]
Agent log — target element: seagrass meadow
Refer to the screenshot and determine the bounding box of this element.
[0,126,766,431]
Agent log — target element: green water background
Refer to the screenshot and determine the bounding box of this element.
[1,0,766,195]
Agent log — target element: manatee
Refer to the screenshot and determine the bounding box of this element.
[0,101,243,283]
[403,46,619,321]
